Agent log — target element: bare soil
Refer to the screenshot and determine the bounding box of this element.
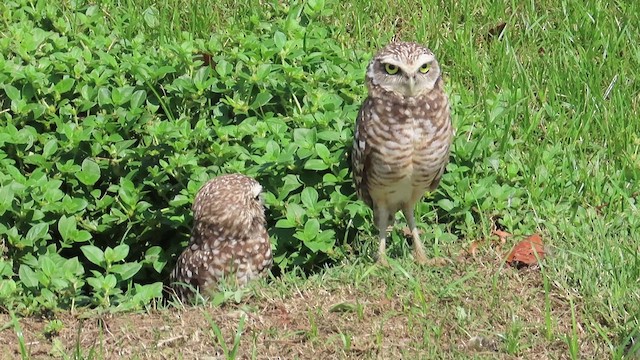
[0,250,602,359]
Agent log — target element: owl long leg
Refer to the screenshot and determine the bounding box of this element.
[374,207,391,266]
[403,204,427,264]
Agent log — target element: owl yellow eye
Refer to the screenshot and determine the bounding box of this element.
[419,63,431,73]
[384,64,399,75]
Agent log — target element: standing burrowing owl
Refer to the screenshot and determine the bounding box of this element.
[351,41,453,265]
[170,173,272,300]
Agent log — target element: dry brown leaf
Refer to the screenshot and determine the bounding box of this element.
[506,234,545,268]
[486,22,507,41]
[492,230,512,244]
[196,52,216,69]
[468,241,481,257]
[456,242,480,264]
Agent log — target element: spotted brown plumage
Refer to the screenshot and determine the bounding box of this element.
[351,41,454,265]
[170,174,272,300]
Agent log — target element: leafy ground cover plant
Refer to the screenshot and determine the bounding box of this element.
[0,0,379,313]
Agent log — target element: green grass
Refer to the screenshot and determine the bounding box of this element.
[1,0,639,358]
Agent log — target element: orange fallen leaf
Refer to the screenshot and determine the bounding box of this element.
[457,240,485,263]
[506,234,545,268]
[468,240,481,257]
[492,229,512,244]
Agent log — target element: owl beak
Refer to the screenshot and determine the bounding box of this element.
[407,76,417,96]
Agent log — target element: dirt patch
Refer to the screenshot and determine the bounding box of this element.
[0,252,603,359]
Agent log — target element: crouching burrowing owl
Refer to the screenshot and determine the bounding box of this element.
[170,174,272,300]
[351,41,454,266]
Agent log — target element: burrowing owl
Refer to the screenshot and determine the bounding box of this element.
[351,41,453,265]
[170,174,272,300]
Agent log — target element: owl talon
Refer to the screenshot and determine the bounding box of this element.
[413,251,428,265]
[377,254,390,267]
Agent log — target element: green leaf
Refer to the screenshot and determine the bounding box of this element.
[0,260,13,277]
[75,158,101,186]
[130,90,147,109]
[110,262,141,281]
[274,31,287,50]
[142,6,159,28]
[42,139,58,158]
[118,177,138,207]
[111,86,135,106]
[40,256,56,278]
[81,245,105,267]
[30,103,47,119]
[25,223,49,243]
[315,143,331,161]
[0,186,14,214]
[145,246,161,259]
[145,246,166,273]
[58,215,76,242]
[304,159,329,170]
[305,229,335,253]
[86,5,100,16]
[250,92,273,109]
[153,66,176,79]
[316,230,336,248]
[97,87,112,106]
[275,218,296,229]
[215,59,231,77]
[62,257,84,277]
[301,187,319,210]
[18,265,39,288]
[111,244,129,263]
[104,247,115,264]
[74,230,92,243]
[0,279,16,298]
[132,282,163,301]
[54,78,75,94]
[286,203,306,221]
[293,128,316,145]
[303,218,320,241]
[86,276,101,290]
[4,85,20,101]
[104,274,117,288]
[61,196,89,213]
[306,0,325,14]
[193,67,210,90]
[437,199,455,211]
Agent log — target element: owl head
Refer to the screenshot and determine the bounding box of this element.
[192,173,266,239]
[366,41,442,98]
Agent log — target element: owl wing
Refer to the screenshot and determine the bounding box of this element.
[169,239,206,299]
[428,161,448,191]
[351,98,374,208]
[427,99,453,191]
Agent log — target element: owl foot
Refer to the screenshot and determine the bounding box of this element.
[413,248,428,265]
[377,254,390,267]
